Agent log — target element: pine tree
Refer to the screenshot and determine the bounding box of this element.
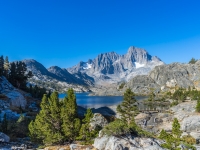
[148,91,155,101]
[61,88,81,142]
[1,114,8,133]
[189,58,197,64]
[172,118,182,139]
[0,55,4,76]
[8,61,31,90]
[3,56,9,78]
[8,62,17,86]
[159,118,182,150]
[29,89,81,145]
[196,100,200,112]
[15,61,28,89]
[29,92,65,145]
[117,88,138,125]
[102,119,130,136]
[159,129,176,150]
[78,109,94,141]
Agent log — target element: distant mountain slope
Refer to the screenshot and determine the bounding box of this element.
[68,46,164,84]
[48,66,94,85]
[23,59,92,92]
[126,61,200,93]
[91,61,200,96]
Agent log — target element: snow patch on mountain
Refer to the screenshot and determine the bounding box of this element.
[83,63,92,70]
[135,62,145,69]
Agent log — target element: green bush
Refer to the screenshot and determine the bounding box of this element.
[196,100,200,112]
[119,82,125,89]
[182,135,196,145]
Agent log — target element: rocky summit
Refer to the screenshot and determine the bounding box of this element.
[68,46,164,84]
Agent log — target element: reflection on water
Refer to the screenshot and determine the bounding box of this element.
[59,93,147,108]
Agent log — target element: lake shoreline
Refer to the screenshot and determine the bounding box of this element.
[59,92,148,108]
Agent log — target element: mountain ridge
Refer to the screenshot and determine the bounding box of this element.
[67,46,164,83]
[23,46,164,91]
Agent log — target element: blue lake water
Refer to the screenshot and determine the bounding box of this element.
[59,93,147,108]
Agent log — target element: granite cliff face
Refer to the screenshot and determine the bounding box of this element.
[91,60,200,95]
[124,61,200,94]
[0,76,27,109]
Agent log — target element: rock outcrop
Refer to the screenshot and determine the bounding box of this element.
[127,62,200,94]
[0,132,10,142]
[93,135,164,150]
[0,76,27,108]
[90,113,108,130]
[139,100,200,144]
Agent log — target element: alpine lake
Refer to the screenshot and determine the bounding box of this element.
[59,93,170,111]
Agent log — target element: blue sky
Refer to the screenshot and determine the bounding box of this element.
[0,0,200,68]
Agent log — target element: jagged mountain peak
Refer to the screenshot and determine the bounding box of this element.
[127,46,147,53]
[68,46,164,83]
[124,46,152,64]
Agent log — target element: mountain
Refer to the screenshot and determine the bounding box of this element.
[48,66,94,85]
[23,59,92,92]
[68,46,164,84]
[22,46,164,91]
[91,60,200,96]
[127,61,200,93]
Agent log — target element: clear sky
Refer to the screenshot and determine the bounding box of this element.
[0,0,200,68]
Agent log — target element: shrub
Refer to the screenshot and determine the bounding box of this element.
[0,94,8,100]
[182,135,196,145]
[119,82,125,89]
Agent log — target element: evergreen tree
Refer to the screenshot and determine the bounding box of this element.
[148,91,155,101]
[61,88,81,142]
[172,118,182,139]
[189,58,197,64]
[1,114,8,133]
[29,92,65,145]
[29,89,81,145]
[172,88,186,102]
[15,61,27,89]
[0,55,4,76]
[159,118,182,150]
[8,62,17,86]
[117,88,138,125]
[102,119,130,136]
[196,100,200,112]
[8,61,32,90]
[3,56,9,78]
[78,109,95,142]
[159,129,177,150]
